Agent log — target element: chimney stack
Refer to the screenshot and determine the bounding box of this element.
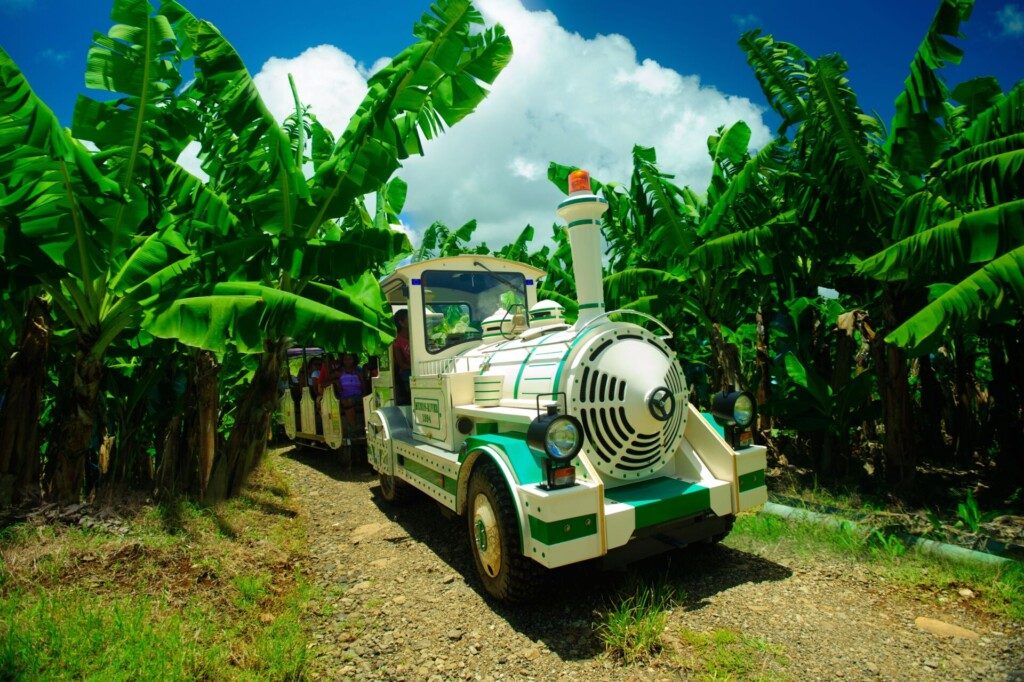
[555,169,608,325]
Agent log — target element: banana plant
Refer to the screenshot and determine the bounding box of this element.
[413,218,486,261]
[858,83,1024,349]
[145,0,512,498]
[0,0,199,501]
[548,135,775,393]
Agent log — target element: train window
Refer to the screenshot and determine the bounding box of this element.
[421,270,526,354]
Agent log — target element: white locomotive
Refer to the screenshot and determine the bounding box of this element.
[365,170,767,601]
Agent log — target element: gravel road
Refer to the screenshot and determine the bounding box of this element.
[281,449,1024,681]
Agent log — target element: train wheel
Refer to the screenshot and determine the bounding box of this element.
[466,459,541,602]
[378,470,408,504]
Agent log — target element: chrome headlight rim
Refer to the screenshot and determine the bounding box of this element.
[527,411,584,463]
[711,390,757,430]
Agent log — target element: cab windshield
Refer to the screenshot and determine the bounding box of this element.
[421,269,526,353]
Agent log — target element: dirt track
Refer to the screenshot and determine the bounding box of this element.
[281,448,1024,681]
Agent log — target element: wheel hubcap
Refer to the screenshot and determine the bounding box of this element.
[472,493,501,578]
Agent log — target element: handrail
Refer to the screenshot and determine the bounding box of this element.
[575,308,674,340]
[416,309,673,377]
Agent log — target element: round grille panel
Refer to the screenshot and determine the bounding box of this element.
[566,327,689,479]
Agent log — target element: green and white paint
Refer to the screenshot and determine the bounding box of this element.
[363,179,767,597]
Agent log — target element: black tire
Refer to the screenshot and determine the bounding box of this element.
[378,469,409,504]
[466,458,543,602]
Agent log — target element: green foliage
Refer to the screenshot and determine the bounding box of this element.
[596,580,678,664]
[885,0,974,174]
[0,0,509,503]
[866,529,909,559]
[953,489,1002,533]
[738,30,811,134]
[772,351,875,434]
[859,81,1024,349]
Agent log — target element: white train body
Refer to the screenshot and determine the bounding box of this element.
[365,173,766,599]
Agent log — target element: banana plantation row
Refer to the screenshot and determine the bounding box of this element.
[0,0,1021,508]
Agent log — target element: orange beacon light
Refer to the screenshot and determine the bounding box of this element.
[568,169,591,194]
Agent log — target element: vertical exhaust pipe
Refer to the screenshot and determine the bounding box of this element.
[555,170,608,325]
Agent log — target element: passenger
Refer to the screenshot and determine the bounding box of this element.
[393,309,412,406]
[317,356,340,397]
[307,357,323,389]
[292,365,307,431]
[337,352,365,428]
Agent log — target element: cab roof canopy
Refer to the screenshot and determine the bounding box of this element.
[380,255,546,304]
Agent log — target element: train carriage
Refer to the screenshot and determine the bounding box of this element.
[278,347,369,462]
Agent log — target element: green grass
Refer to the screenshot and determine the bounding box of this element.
[728,512,1024,620]
[0,450,311,681]
[596,580,679,664]
[670,627,788,681]
[234,572,273,608]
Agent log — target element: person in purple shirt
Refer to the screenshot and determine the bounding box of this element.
[336,353,365,429]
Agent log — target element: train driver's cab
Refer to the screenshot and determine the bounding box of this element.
[376,256,546,399]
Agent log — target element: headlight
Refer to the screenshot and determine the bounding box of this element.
[711,390,757,429]
[546,418,580,459]
[732,394,754,427]
[527,408,584,463]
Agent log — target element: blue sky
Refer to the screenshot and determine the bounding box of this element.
[1,0,1022,244]
[3,0,1021,126]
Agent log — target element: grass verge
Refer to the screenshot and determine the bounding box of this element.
[0,450,310,681]
[727,511,1024,621]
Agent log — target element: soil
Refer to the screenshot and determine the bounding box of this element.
[282,448,1024,681]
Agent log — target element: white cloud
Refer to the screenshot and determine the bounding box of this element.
[997,4,1024,36]
[38,48,68,63]
[176,140,208,181]
[390,221,418,247]
[509,156,543,180]
[249,0,771,248]
[253,44,371,136]
[731,13,759,30]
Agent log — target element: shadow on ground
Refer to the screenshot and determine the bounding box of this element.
[281,443,376,484]
[288,449,793,663]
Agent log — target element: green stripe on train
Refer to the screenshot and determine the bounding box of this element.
[402,457,457,495]
[738,469,766,492]
[461,432,545,484]
[528,513,598,545]
[606,477,710,528]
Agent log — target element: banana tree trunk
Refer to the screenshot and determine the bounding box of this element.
[46,336,104,503]
[710,322,743,393]
[195,350,220,499]
[916,355,947,458]
[868,292,916,486]
[990,326,1024,491]
[0,297,50,504]
[156,414,184,500]
[206,340,285,501]
[951,334,977,465]
[755,305,773,432]
[155,350,218,499]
